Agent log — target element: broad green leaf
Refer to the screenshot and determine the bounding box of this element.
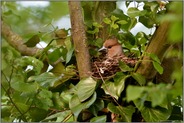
[76,77,97,102]
[69,92,97,118]
[111,23,119,29]
[89,99,104,116]
[24,35,40,47]
[111,15,119,21]
[102,74,130,100]
[101,81,118,99]
[152,61,163,74]
[35,89,53,110]
[107,103,135,122]
[117,20,128,25]
[90,115,106,122]
[16,102,29,113]
[103,18,111,24]
[127,7,146,18]
[11,81,38,92]
[48,48,62,63]
[134,100,172,122]
[119,61,133,72]
[28,107,48,122]
[66,45,74,64]
[126,85,145,102]
[29,72,58,88]
[42,110,71,122]
[131,72,146,85]
[139,16,155,28]
[16,56,44,75]
[150,53,161,64]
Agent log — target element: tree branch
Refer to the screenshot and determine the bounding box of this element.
[68,1,91,79]
[135,21,171,80]
[1,20,42,56]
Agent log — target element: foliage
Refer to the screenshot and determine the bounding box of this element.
[1,1,183,122]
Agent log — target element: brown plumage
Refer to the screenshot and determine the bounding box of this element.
[99,38,124,58]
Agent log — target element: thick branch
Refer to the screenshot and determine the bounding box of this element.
[136,22,171,80]
[1,20,42,56]
[69,1,91,79]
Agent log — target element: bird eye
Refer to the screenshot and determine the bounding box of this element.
[107,46,112,49]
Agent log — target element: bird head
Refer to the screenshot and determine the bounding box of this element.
[99,38,124,58]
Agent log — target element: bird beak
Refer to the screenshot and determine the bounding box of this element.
[98,46,107,51]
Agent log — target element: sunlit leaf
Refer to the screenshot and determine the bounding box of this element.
[103,18,111,24]
[126,85,146,102]
[76,77,97,102]
[117,20,128,25]
[152,61,163,74]
[42,110,71,122]
[149,53,161,64]
[29,72,58,88]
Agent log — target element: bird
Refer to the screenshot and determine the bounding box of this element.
[99,38,124,58]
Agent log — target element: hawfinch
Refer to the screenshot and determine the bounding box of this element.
[99,38,124,58]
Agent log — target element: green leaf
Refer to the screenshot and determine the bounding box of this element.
[127,7,146,18]
[134,100,172,122]
[66,45,74,64]
[102,74,130,100]
[48,48,62,63]
[107,103,135,122]
[11,81,38,92]
[29,72,58,88]
[111,23,119,29]
[139,16,155,28]
[103,18,111,24]
[111,15,119,21]
[42,110,71,122]
[119,61,133,72]
[152,61,163,74]
[69,92,97,118]
[35,89,53,110]
[89,99,104,116]
[131,72,146,85]
[150,53,161,64]
[76,77,97,102]
[90,115,107,122]
[24,35,40,47]
[117,20,128,25]
[126,85,146,102]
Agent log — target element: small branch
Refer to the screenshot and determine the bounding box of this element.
[1,20,42,56]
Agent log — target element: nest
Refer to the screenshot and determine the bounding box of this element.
[91,54,138,79]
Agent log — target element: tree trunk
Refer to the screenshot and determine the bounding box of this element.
[94,1,116,40]
[136,22,171,81]
[68,1,91,79]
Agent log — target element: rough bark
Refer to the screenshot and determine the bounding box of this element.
[94,1,116,40]
[135,22,171,80]
[68,1,91,79]
[1,20,42,56]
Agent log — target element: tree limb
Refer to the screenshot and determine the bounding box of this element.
[135,21,171,80]
[1,20,42,56]
[68,1,91,79]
